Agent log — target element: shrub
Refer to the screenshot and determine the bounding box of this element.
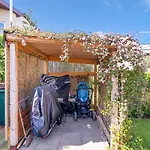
[126,70,150,118]
[129,100,150,118]
[0,35,5,82]
[146,71,150,89]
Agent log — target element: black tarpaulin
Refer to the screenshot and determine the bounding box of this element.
[31,86,62,137]
[40,74,70,103]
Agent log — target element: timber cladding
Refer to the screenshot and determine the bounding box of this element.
[98,82,111,134]
[70,75,89,96]
[17,50,46,141]
[18,50,46,100]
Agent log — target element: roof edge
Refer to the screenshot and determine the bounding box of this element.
[0,0,22,17]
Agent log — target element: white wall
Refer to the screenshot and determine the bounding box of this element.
[0,8,28,28]
[141,44,150,54]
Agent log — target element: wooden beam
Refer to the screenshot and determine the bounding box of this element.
[94,63,98,109]
[18,44,46,60]
[25,43,48,58]
[110,75,118,149]
[48,72,96,77]
[6,34,117,51]
[9,42,19,147]
[18,43,47,59]
[6,34,61,44]
[6,33,117,51]
[49,55,97,64]
[109,50,119,149]
[46,59,49,74]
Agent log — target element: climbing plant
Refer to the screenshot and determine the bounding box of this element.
[124,68,148,118]
[0,35,5,82]
[4,26,146,149]
[5,27,145,83]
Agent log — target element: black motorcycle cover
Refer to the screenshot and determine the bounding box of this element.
[40,74,70,103]
[31,86,62,137]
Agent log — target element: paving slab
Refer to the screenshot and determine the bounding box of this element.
[20,115,109,150]
[20,134,61,150]
[0,126,8,150]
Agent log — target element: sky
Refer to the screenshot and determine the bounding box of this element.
[5,0,150,43]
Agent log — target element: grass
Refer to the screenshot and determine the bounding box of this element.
[132,118,150,149]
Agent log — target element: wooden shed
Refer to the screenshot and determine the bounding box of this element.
[4,31,118,150]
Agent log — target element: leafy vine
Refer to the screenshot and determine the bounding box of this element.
[4,26,146,149]
[4,26,145,83]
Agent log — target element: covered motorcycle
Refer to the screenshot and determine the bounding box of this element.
[40,74,70,114]
[31,85,62,138]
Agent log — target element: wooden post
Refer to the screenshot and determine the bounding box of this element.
[46,58,49,74]
[94,63,97,109]
[9,42,18,148]
[110,75,118,149]
[5,43,8,141]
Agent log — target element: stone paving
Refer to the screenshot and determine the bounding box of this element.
[0,126,8,150]
[20,116,108,150]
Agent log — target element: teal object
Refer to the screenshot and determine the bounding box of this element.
[77,82,89,103]
[0,90,5,126]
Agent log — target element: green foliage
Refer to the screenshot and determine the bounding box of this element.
[124,68,146,102]
[102,67,147,149]
[101,96,113,116]
[0,35,5,82]
[117,68,148,149]
[109,118,146,150]
[121,118,146,150]
[129,137,146,150]
[123,68,149,118]
[146,71,150,89]
[129,100,150,118]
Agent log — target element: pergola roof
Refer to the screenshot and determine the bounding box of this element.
[5,33,116,64]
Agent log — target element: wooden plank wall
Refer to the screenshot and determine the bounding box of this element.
[49,61,94,72]
[69,75,89,96]
[98,82,111,134]
[17,50,46,141]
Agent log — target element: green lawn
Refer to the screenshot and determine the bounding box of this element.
[132,118,150,149]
